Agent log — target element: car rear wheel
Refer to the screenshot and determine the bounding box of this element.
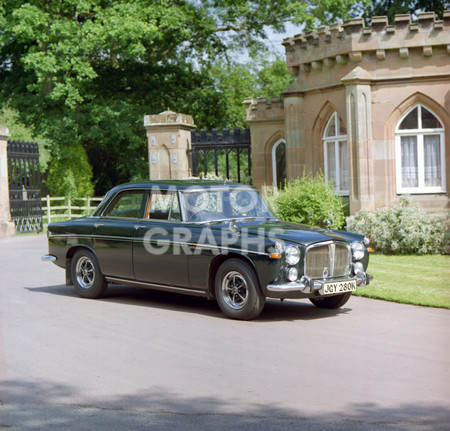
[215,259,265,320]
[71,249,107,299]
[309,292,352,309]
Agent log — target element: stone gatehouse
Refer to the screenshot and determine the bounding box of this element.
[245,11,450,216]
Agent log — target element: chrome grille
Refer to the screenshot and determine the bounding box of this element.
[305,242,350,279]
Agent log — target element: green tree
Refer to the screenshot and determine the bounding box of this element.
[364,0,449,24]
[0,107,94,196]
[202,56,295,129]
[0,0,367,195]
[256,57,296,100]
[46,142,95,197]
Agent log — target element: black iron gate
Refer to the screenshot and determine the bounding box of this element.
[191,128,251,183]
[7,140,43,233]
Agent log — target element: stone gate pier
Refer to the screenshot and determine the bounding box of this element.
[144,110,196,180]
[0,126,15,237]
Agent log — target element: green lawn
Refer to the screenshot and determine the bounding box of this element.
[355,254,450,309]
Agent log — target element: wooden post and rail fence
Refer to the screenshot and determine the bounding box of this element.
[42,196,103,225]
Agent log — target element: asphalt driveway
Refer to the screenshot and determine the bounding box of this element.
[0,234,449,430]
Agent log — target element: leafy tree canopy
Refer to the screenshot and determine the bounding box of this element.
[364,0,449,23]
[0,0,367,194]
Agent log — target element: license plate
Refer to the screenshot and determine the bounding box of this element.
[323,279,357,295]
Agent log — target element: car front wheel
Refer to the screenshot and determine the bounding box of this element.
[71,249,107,299]
[309,292,352,309]
[215,259,265,320]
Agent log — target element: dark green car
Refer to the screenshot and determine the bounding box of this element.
[42,181,372,320]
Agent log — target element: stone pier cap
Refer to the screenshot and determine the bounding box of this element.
[144,109,195,129]
[0,125,9,139]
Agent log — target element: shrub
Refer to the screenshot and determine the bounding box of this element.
[346,196,447,255]
[46,142,94,197]
[262,187,279,215]
[273,173,346,229]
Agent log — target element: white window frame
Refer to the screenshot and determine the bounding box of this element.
[395,104,446,194]
[323,112,349,196]
[272,138,286,191]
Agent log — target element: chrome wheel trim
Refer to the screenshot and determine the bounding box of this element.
[221,271,249,310]
[75,256,95,289]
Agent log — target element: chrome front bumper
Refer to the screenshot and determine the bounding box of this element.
[41,254,57,262]
[266,272,372,294]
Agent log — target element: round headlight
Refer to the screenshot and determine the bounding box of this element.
[286,267,298,282]
[352,242,365,261]
[285,245,300,265]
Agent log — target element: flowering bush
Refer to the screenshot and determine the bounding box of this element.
[346,196,447,255]
[273,173,346,229]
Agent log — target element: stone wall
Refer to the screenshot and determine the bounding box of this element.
[243,97,285,188]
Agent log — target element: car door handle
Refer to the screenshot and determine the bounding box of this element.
[134,225,143,230]
[94,223,104,228]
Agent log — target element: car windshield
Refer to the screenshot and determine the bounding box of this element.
[180,188,275,223]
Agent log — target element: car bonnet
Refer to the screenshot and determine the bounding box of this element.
[234,220,350,247]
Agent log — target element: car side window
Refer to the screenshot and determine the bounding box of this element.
[183,191,225,221]
[169,194,181,221]
[148,192,181,221]
[107,192,145,218]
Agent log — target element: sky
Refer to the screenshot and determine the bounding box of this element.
[264,22,305,57]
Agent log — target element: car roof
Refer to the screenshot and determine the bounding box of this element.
[92,181,259,217]
[110,180,256,192]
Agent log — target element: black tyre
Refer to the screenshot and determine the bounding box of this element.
[215,259,265,320]
[71,249,108,299]
[309,292,352,309]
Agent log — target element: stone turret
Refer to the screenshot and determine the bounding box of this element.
[283,12,450,80]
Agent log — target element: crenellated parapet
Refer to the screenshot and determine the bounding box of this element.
[283,11,450,76]
[243,97,284,122]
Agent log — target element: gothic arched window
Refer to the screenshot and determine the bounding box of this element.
[272,139,286,190]
[395,105,446,193]
[323,112,348,195]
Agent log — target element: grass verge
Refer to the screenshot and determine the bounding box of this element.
[355,254,450,309]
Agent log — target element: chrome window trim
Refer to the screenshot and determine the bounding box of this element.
[137,218,182,224]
